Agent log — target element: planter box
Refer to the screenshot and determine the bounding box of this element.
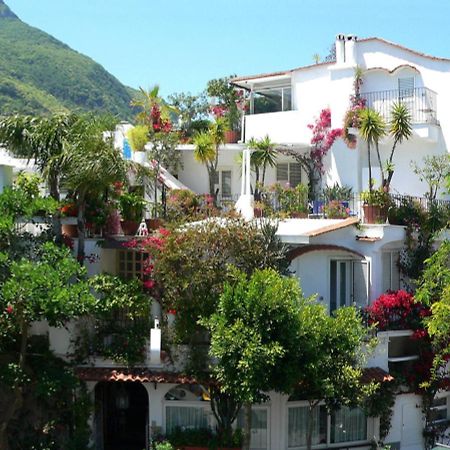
[224,130,239,144]
[62,223,78,237]
[146,218,163,231]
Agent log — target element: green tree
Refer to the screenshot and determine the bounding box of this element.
[61,114,129,263]
[193,118,226,200]
[0,113,78,241]
[202,268,303,449]
[411,154,450,200]
[384,102,412,189]
[127,124,149,152]
[248,135,277,198]
[293,304,371,450]
[0,242,95,450]
[359,108,386,192]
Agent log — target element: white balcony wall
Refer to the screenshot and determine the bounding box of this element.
[244,110,312,145]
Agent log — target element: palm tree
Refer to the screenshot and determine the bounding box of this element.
[61,114,129,263]
[249,135,277,198]
[193,118,226,200]
[359,108,386,192]
[0,113,78,241]
[384,102,412,189]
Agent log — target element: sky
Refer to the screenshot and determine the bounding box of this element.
[6,0,450,98]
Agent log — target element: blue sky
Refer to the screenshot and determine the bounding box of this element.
[7,0,450,98]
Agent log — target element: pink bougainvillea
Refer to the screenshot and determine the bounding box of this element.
[307,108,342,174]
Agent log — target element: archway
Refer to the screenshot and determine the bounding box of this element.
[96,381,149,450]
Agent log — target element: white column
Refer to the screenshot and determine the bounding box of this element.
[245,147,251,195]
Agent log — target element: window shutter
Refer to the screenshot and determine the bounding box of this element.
[352,260,369,308]
[289,163,302,187]
[276,163,289,184]
[398,77,414,97]
[221,170,232,198]
[382,252,391,293]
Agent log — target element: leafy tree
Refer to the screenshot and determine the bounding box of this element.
[127,124,149,152]
[193,118,227,200]
[61,114,129,263]
[292,304,371,450]
[359,108,386,192]
[411,154,450,200]
[168,91,210,138]
[0,242,95,450]
[0,113,78,241]
[248,135,277,199]
[384,102,412,189]
[202,268,303,449]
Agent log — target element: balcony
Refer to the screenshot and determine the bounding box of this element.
[244,110,311,145]
[360,87,438,125]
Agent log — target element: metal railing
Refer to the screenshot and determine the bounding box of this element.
[360,87,438,125]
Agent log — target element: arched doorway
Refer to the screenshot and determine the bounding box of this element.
[95,381,149,450]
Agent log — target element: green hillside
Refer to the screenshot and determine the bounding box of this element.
[0,0,136,119]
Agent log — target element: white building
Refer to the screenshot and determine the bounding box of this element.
[1,34,449,450]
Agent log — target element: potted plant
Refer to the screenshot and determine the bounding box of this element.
[119,190,147,235]
[275,183,308,218]
[253,200,265,218]
[322,200,350,219]
[360,188,390,224]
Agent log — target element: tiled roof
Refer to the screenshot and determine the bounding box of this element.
[361,367,394,384]
[75,367,201,384]
[76,366,393,385]
[232,37,450,86]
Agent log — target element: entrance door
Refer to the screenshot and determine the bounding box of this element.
[401,402,422,449]
[97,381,149,450]
[250,408,268,450]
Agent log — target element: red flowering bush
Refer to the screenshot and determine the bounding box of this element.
[366,290,430,331]
[59,201,77,217]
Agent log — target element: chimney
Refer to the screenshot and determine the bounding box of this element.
[335,34,346,65]
[345,35,358,66]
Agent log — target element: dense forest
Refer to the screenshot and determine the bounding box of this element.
[0,0,136,119]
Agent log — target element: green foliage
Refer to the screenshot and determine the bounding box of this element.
[151,219,290,345]
[193,131,216,164]
[359,108,386,145]
[74,274,152,365]
[127,125,149,152]
[411,154,450,200]
[322,183,353,202]
[206,76,240,130]
[203,268,304,403]
[118,190,147,222]
[165,427,243,449]
[389,102,412,145]
[360,188,390,207]
[0,7,135,118]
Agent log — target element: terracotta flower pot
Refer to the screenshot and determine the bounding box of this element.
[224,130,239,144]
[62,224,78,237]
[120,220,139,236]
[145,218,163,231]
[290,211,308,218]
[363,205,387,224]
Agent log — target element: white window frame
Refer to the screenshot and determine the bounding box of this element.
[329,257,369,313]
[382,250,401,292]
[286,400,371,450]
[276,162,303,187]
[236,404,271,450]
[163,401,212,434]
[214,167,233,199]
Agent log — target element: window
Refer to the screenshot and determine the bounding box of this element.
[430,396,449,425]
[213,169,232,199]
[398,77,415,97]
[330,259,369,313]
[117,250,149,280]
[288,405,327,448]
[276,162,302,187]
[382,251,400,292]
[331,407,367,443]
[287,403,368,448]
[252,86,292,114]
[164,384,210,433]
[237,408,269,449]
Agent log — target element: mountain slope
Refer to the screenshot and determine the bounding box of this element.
[0,0,136,119]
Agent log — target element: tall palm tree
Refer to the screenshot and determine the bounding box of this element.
[359,108,386,192]
[61,114,129,263]
[0,113,78,241]
[193,118,226,200]
[384,102,412,189]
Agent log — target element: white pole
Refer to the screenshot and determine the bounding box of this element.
[245,148,251,196]
[241,149,246,195]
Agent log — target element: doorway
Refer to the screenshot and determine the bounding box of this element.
[96,381,149,450]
